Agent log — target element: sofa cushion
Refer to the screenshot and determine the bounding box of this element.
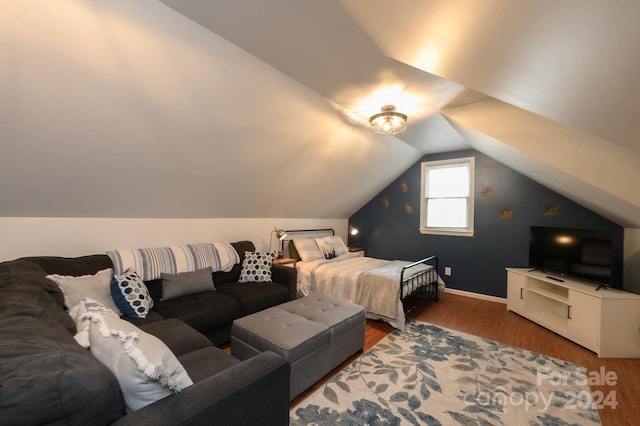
[0,304,125,425]
[0,283,76,333]
[161,267,216,301]
[88,313,193,413]
[123,309,166,328]
[141,277,163,305]
[110,268,153,319]
[0,259,68,311]
[141,318,213,357]
[216,282,289,317]
[178,346,241,383]
[153,291,240,333]
[212,240,256,285]
[19,254,114,278]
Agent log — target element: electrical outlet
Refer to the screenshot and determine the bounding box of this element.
[445,266,452,276]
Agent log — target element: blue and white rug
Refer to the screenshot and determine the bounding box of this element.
[290,320,602,425]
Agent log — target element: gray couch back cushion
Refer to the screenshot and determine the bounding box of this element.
[0,260,126,425]
[14,240,254,306]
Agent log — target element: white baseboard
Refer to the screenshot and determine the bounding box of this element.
[444,287,506,304]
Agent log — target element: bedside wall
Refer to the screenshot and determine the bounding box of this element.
[0,217,348,262]
[348,149,624,298]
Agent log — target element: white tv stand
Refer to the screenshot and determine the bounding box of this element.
[506,268,640,358]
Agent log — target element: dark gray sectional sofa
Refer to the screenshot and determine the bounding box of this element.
[0,241,295,425]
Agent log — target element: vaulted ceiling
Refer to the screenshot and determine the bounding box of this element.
[2,0,639,227]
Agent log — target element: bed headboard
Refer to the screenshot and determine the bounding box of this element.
[280,228,335,258]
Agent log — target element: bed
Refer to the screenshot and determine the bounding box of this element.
[284,230,442,330]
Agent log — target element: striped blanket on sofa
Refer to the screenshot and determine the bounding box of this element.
[106,241,240,281]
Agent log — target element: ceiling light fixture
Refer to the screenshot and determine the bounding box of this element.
[369,105,407,135]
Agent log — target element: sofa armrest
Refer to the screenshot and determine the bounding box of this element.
[271,264,297,300]
[111,351,290,426]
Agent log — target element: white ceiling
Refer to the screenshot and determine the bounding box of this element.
[2,0,640,227]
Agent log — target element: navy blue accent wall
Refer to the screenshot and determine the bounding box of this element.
[348,149,623,298]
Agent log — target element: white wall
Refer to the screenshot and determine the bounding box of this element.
[624,228,640,294]
[0,0,420,221]
[0,217,347,261]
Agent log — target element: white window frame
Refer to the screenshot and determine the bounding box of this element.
[420,157,475,237]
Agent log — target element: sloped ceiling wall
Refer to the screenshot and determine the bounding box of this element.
[342,0,640,151]
[0,0,420,219]
[2,0,640,229]
[442,100,640,227]
[340,0,640,227]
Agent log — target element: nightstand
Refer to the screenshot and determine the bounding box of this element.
[348,247,365,257]
[273,257,297,267]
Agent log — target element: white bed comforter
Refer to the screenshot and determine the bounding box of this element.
[296,253,433,330]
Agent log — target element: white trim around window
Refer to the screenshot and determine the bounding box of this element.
[419,157,475,237]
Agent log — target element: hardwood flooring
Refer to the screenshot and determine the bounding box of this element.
[290,292,640,426]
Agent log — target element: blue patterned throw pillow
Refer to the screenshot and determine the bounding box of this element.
[110,268,153,319]
[239,251,275,283]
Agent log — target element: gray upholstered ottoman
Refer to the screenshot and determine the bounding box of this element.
[231,295,366,400]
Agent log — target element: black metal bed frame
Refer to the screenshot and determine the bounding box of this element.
[283,228,440,314]
[400,255,440,313]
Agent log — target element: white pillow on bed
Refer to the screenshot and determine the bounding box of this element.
[324,236,349,256]
[315,238,337,259]
[293,238,324,262]
[315,236,350,257]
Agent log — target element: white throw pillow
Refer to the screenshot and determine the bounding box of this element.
[47,268,122,315]
[325,236,349,256]
[314,237,337,259]
[293,238,323,262]
[69,298,119,348]
[88,313,193,412]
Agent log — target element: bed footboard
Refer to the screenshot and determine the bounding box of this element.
[399,255,439,313]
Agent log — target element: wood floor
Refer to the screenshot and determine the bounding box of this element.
[290,292,640,426]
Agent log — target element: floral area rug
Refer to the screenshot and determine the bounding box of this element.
[290,320,602,425]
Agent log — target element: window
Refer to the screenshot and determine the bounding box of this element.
[420,157,475,236]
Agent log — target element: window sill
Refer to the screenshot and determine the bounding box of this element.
[419,228,474,237]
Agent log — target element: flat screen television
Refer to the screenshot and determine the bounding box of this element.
[528,226,623,290]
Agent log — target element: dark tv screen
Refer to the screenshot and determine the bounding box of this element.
[528,226,622,289]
